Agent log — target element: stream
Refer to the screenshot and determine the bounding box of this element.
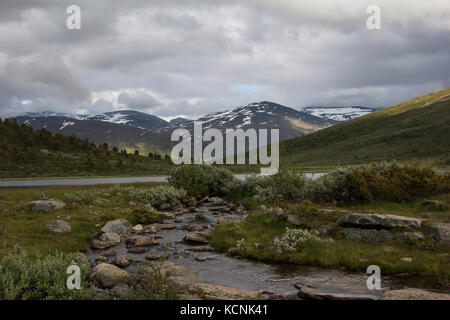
[86,199,443,300]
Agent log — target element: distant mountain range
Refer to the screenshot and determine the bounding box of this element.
[302,106,375,121]
[13,102,371,153]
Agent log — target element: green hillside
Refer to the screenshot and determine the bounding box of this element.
[281,87,450,168]
[0,118,172,178]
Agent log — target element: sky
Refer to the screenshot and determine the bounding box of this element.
[0,0,449,120]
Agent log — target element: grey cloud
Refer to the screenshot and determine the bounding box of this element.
[0,0,448,118]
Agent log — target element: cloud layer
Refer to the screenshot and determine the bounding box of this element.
[0,0,449,119]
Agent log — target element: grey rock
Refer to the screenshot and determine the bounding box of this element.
[114,255,131,268]
[29,200,65,212]
[338,213,424,230]
[430,223,450,247]
[46,220,71,233]
[184,231,209,244]
[342,228,394,242]
[395,232,424,244]
[110,283,130,298]
[89,263,129,289]
[99,232,121,244]
[101,219,130,234]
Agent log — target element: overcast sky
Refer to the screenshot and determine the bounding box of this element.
[0,0,449,120]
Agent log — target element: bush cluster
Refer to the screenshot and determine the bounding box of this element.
[305,161,448,204]
[129,185,187,207]
[130,206,171,225]
[272,228,320,253]
[0,248,93,300]
[168,165,236,197]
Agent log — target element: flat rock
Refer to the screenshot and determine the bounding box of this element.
[184,231,209,244]
[338,213,424,230]
[29,200,65,212]
[430,223,450,247]
[126,235,156,247]
[382,288,450,300]
[342,228,393,242]
[127,247,147,254]
[114,255,131,268]
[298,286,378,300]
[99,232,121,244]
[101,219,130,234]
[89,263,129,289]
[46,220,71,233]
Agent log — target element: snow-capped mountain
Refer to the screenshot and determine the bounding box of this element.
[13,102,336,153]
[87,110,168,130]
[170,101,335,141]
[301,106,375,121]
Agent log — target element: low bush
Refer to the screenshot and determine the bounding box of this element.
[271,228,320,253]
[125,263,179,300]
[305,161,448,205]
[0,247,94,300]
[130,206,171,225]
[168,165,236,197]
[129,185,186,207]
[63,191,98,205]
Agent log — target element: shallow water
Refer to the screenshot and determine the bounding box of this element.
[86,202,446,299]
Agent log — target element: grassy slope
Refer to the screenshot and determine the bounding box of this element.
[281,87,450,167]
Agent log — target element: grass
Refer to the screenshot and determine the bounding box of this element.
[210,199,450,279]
[281,87,450,168]
[0,182,164,253]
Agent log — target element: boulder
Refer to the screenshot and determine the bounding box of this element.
[200,196,210,203]
[421,200,447,210]
[338,213,424,230]
[209,196,224,203]
[395,232,424,244]
[114,256,131,268]
[95,256,108,263]
[186,197,197,208]
[89,263,129,289]
[342,228,393,242]
[46,220,71,233]
[91,240,115,250]
[382,288,450,300]
[126,235,156,247]
[99,232,121,244]
[430,223,450,247]
[29,200,65,212]
[101,219,130,234]
[131,224,143,232]
[184,231,209,244]
[286,214,307,227]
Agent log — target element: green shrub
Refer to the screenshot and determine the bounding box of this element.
[63,191,98,204]
[129,185,186,207]
[305,161,448,205]
[0,247,94,300]
[130,206,171,225]
[272,228,320,253]
[168,165,236,197]
[125,263,179,300]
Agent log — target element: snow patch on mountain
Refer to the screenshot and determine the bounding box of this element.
[302,106,374,121]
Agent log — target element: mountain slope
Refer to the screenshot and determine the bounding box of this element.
[87,110,168,130]
[168,101,335,141]
[282,87,450,167]
[0,119,172,178]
